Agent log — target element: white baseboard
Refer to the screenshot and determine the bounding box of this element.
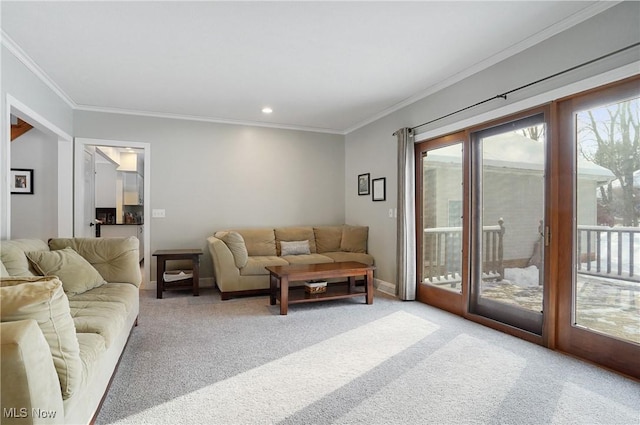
[374,278,396,297]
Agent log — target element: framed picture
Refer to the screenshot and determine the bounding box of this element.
[11,168,34,194]
[358,173,370,195]
[372,177,386,201]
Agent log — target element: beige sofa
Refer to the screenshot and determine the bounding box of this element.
[207,225,374,299]
[0,237,141,425]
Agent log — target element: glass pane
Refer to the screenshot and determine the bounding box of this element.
[421,142,463,292]
[575,97,640,344]
[478,123,545,313]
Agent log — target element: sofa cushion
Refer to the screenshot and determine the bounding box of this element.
[240,256,288,276]
[27,247,106,296]
[49,237,142,286]
[0,276,82,399]
[76,333,106,385]
[275,227,317,254]
[314,226,344,253]
[340,225,369,253]
[0,239,49,276]
[282,253,334,265]
[280,240,311,256]
[68,282,139,316]
[236,229,277,256]
[215,231,248,268]
[321,251,375,266]
[68,300,126,348]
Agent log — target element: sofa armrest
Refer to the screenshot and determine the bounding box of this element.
[48,237,142,287]
[207,236,240,291]
[1,320,64,425]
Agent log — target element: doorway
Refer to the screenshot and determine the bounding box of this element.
[74,138,151,288]
[2,95,73,240]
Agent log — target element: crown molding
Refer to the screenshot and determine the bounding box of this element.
[1,30,77,110]
[343,1,621,135]
[2,29,343,135]
[74,104,345,135]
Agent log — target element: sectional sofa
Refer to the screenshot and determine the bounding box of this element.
[207,225,374,299]
[0,237,141,425]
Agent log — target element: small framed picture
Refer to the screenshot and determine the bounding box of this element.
[358,173,370,196]
[372,177,386,202]
[11,168,34,194]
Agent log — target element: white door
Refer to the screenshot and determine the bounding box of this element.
[74,145,96,237]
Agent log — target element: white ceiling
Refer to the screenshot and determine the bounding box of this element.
[1,1,615,134]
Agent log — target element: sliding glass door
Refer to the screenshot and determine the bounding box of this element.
[416,132,467,315]
[415,78,639,377]
[557,76,639,377]
[469,112,547,335]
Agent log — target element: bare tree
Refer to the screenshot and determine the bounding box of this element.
[579,100,639,227]
[521,125,544,142]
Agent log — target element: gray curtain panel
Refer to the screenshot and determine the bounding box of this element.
[394,127,416,300]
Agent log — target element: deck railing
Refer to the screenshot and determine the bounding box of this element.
[577,225,639,282]
[423,219,505,285]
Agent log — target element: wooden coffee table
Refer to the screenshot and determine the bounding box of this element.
[266,261,375,315]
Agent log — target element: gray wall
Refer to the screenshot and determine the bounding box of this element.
[74,111,346,280]
[10,128,58,239]
[345,1,640,287]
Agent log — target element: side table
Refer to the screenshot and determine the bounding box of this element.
[153,249,203,299]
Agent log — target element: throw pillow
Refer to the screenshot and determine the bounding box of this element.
[26,247,106,296]
[340,226,368,253]
[215,231,249,268]
[0,276,82,399]
[275,227,317,254]
[280,240,311,256]
[0,259,9,277]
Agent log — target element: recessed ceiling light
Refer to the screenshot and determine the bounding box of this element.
[262,107,273,114]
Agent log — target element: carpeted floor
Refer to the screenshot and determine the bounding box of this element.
[96,288,639,425]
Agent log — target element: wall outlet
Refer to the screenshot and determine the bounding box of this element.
[152,209,166,218]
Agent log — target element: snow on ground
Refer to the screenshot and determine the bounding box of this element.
[503,265,540,287]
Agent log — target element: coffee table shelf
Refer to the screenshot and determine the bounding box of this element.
[266,262,375,315]
[281,283,367,304]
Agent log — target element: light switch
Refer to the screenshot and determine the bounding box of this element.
[152,209,166,218]
[388,209,393,218]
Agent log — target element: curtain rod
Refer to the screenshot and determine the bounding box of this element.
[409,42,640,133]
